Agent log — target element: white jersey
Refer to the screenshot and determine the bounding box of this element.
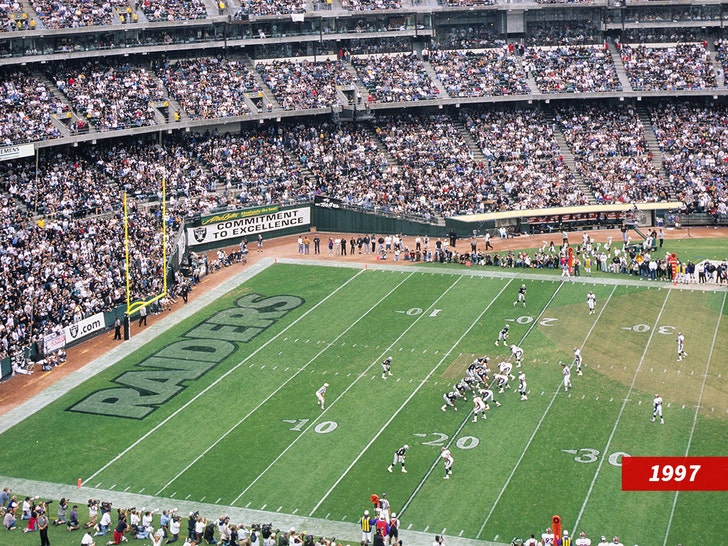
[542,532,555,545]
[510,345,523,362]
[587,292,596,310]
[473,396,486,413]
[573,349,582,366]
[653,395,663,416]
[677,333,685,353]
[575,538,592,546]
[498,361,513,375]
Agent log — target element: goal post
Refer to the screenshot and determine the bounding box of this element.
[123,177,169,331]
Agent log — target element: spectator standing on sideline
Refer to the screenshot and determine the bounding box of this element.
[37,508,49,546]
[138,306,148,327]
[113,316,122,340]
[313,234,321,254]
[257,234,263,252]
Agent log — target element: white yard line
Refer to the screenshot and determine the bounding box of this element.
[662,290,727,546]
[228,271,459,504]
[317,279,514,518]
[571,289,673,533]
[473,282,617,539]
[159,271,416,496]
[85,267,369,485]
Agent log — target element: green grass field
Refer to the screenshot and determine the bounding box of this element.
[1,258,726,546]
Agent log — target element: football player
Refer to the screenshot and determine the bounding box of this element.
[651,393,664,424]
[316,383,328,409]
[493,372,510,393]
[441,391,459,412]
[478,387,502,409]
[381,356,393,380]
[498,360,515,380]
[472,394,487,423]
[677,332,687,361]
[440,447,454,479]
[514,284,527,307]
[387,445,409,473]
[517,371,527,401]
[573,347,583,376]
[495,324,510,346]
[510,344,524,367]
[587,290,597,315]
[562,364,572,391]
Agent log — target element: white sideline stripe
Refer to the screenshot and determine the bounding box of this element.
[475,284,617,539]
[662,290,726,546]
[336,280,514,520]
[572,289,673,533]
[85,267,369,485]
[276,258,728,293]
[158,271,416,496]
[228,271,425,504]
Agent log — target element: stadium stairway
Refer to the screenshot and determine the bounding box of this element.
[635,104,667,184]
[362,123,396,167]
[541,107,594,204]
[148,71,187,123]
[37,72,92,138]
[607,42,633,92]
[242,55,285,112]
[705,39,726,87]
[421,58,451,98]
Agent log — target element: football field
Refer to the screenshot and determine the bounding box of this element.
[1,259,726,546]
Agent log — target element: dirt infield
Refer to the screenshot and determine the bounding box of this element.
[1,226,726,417]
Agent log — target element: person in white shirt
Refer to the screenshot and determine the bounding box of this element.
[575,531,592,546]
[81,530,96,545]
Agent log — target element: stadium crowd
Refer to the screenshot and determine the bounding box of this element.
[28,0,127,28]
[157,57,255,119]
[649,101,728,216]
[257,59,354,110]
[140,0,209,22]
[352,54,440,103]
[428,49,530,97]
[555,103,671,204]
[621,42,717,91]
[527,45,622,94]
[464,108,588,209]
[49,60,166,132]
[0,71,66,145]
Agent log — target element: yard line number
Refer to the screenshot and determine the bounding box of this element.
[561,448,630,466]
[413,432,480,450]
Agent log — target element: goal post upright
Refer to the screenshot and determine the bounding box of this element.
[123,178,169,335]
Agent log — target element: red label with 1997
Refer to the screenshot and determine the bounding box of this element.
[622,456,728,491]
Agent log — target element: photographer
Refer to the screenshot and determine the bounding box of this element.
[94,508,111,536]
[85,500,99,529]
[54,498,68,526]
[166,514,181,544]
[203,520,218,544]
[67,505,81,531]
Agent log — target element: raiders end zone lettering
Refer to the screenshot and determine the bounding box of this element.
[68,293,304,419]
